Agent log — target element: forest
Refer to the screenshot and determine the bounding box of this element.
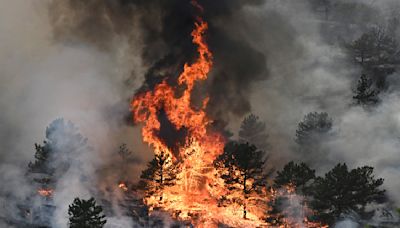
[1,0,400,227]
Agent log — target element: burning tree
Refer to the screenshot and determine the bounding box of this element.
[214,141,270,219]
[26,119,89,226]
[129,0,321,226]
[29,143,54,199]
[68,197,107,228]
[140,151,180,204]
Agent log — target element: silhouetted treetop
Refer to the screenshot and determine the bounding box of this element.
[68,197,107,228]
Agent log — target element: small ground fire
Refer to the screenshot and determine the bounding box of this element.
[37,189,53,198]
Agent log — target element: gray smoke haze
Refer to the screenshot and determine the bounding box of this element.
[1,0,400,227]
[242,0,400,206]
[0,0,147,227]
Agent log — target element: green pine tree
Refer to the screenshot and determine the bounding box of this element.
[295,112,332,146]
[274,161,316,195]
[68,197,107,228]
[266,162,316,225]
[295,112,333,165]
[353,74,379,106]
[310,163,385,225]
[239,114,269,151]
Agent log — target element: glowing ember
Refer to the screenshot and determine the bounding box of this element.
[118,182,128,192]
[37,188,53,197]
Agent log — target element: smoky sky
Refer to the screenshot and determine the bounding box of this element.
[49,0,269,123]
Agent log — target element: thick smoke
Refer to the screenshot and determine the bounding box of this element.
[49,0,270,123]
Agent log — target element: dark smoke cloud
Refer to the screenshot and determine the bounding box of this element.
[49,0,270,122]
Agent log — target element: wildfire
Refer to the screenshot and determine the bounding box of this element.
[131,1,326,227]
[37,188,53,197]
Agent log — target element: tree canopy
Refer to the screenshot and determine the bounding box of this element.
[348,27,400,89]
[310,163,385,225]
[28,118,88,176]
[348,28,399,68]
[214,141,270,219]
[274,161,315,195]
[68,197,107,228]
[353,74,379,106]
[239,114,269,151]
[295,112,333,146]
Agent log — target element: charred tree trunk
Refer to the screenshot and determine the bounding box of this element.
[243,174,247,219]
[160,165,164,202]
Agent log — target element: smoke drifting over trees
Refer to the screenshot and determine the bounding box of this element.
[1,0,400,227]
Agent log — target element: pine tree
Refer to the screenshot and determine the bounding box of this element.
[353,74,379,106]
[295,112,333,165]
[266,162,316,225]
[26,119,89,226]
[239,114,269,151]
[140,151,179,202]
[117,143,132,159]
[310,163,385,225]
[68,197,107,228]
[348,28,399,67]
[274,161,315,195]
[28,118,88,180]
[349,31,376,65]
[214,141,270,219]
[116,143,139,181]
[295,112,332,146]
[28,143,53,175]
[348,27,399,88]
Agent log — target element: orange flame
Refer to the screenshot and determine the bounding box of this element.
[131,1,327,227]
[131,15,268,226]
[37,188,53,197]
